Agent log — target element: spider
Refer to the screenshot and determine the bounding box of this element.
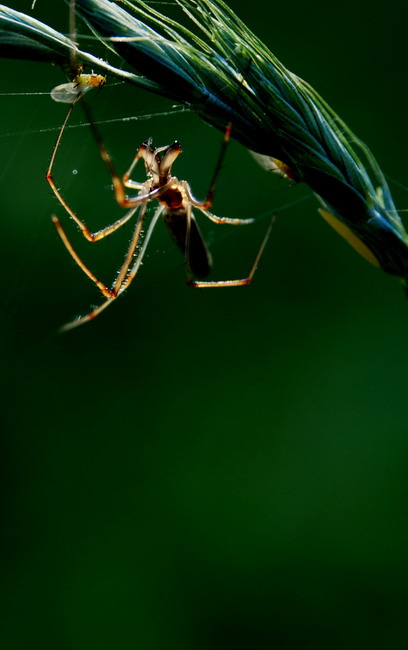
[46,91,273,331]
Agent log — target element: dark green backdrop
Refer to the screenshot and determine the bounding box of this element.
[1,1,407,648]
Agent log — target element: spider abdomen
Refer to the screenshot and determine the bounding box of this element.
[164,210,212,279]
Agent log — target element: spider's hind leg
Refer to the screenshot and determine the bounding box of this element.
[187,216,275,288]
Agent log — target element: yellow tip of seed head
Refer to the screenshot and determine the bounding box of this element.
[318,208,381,268]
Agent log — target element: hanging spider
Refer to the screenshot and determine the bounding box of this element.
[43,0,271,330]
[47,99,273,331]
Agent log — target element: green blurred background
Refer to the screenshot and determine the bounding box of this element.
[1,1,408,648]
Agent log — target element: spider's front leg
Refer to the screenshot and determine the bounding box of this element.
[191,122,233,211]
[122,151,145,191]
[47,97,162,241]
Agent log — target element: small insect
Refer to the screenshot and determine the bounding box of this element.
[47,105,272,331]
[51,71,106,103]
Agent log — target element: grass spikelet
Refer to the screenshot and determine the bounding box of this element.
[73,0,408,285]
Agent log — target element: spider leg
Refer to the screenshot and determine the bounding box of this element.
[59,205,164,332]
[118,205,164,293]
[113,202,149,293]
[78,99,171,209]
[52,201,146,298]
[184,202,194,283]
[179,124,253,226]
[122,152,145,190]
[52,214,117,297]
[185,122,232,211]
[60,297,116,333]
[123,178,145,191]
[181,181,254,226]
[46,98,168,242]
[198,207,254,226]
[188,217,275,288]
